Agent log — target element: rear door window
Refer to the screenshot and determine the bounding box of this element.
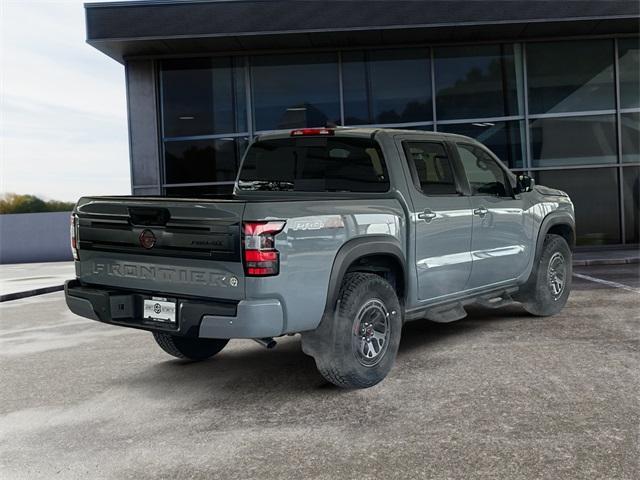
[238,136,389,192]
[403,141,458,195]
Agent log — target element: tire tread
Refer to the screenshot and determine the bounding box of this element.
[313,272,401,389]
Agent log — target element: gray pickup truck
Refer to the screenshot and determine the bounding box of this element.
[65,127,574,388]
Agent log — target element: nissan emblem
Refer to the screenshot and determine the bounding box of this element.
[139,229,156,249]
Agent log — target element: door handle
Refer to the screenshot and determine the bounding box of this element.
[473,207,488,217]
[417,209,437,222]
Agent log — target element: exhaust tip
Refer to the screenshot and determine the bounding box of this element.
[254,337,277,349]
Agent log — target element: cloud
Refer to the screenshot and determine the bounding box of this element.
[1,0,131,201]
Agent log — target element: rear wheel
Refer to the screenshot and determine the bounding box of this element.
[519,234,572,316]
[304,272,402,389]
[152,332,228,361]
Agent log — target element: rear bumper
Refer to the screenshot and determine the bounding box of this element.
[64,280,284,339]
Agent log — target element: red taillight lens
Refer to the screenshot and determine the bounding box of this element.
[290,127,334,136]
[70,214,79,260]
[243,221,285,277]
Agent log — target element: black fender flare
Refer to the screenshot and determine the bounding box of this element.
[301,235,406,357]
[322,235,407,317]
[535,212,576,261]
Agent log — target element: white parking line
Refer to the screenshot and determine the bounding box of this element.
[573,273,640,294]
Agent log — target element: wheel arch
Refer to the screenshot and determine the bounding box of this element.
[535,212,576,260]
[323,235,407,318]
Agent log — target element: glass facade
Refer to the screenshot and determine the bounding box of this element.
[618,38,640,109]
[251,53,341,131]
[435,44,523,120]
[535,168,621,245]
[621,112,640,163]
[623,167,640,244]
[343,49,432,125]
[154,36,640,245]
[529,115,617,167]
[527,40,615,114]
[161,58,246,137]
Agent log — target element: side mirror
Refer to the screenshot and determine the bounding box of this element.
[516,174,534,193]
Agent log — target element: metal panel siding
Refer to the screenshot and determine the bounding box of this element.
[86,1,639,40]
[126,60,161,192]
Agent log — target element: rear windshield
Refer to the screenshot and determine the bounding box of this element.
[237,136,390,193]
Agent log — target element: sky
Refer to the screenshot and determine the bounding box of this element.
[1,0,131,201]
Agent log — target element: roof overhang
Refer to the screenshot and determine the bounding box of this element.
[85,0,640,63]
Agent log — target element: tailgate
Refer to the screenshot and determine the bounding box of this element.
[74,197,246,300]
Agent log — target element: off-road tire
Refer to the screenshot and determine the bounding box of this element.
[306,272,402,389]
[519,234,572,316]
[152,332,228,361]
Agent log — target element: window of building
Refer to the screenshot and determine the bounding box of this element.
[529,115,617,167]
[623,167,640,244]
[456,144,510,197]
[434,44,523,120]
[438,121,525,169]
[618,38,640,109]
[251,53,340,131]
[238,137,389,193]
[535,168,621,245]
[342,49,432,125]
[621,112,640,163]
[403,142,457,195]
[164,138,244,185]
[160,58,246,137]
[527,40,615,114]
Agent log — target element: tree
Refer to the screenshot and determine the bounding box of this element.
[0,193,75,214]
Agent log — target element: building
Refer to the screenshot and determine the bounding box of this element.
[85,0,640,247]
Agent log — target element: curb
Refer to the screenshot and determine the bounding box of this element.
[0,285,64,303]
[573,257,640,267]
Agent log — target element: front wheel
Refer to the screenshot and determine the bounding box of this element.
[152,332,228,361]
[519,234,572,316]
[304,272,403,389]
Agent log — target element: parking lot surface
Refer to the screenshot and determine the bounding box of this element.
[0,264,638,479]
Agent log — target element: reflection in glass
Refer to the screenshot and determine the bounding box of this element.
[434,44,523,120]
[165,184,235,198]
[252,53,340,131]
[535,168,620,245]
[438,121,525,169]
[618,38,640,109]
[342,49,432,125]
[164,138,244,184]
[530,115,617,167]
[621,113,640,164]
[161,58,246,137]
[623,167,640,243]
[527,40,614,114]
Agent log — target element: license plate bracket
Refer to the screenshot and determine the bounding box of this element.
[143,297,177,324]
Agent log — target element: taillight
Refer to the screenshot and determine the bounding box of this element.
[242,221,285,276]
[290,127,334,136]
[70,214,79,260]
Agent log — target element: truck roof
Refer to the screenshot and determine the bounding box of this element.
[255,127,472,143]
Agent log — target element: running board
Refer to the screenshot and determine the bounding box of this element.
[424,302,467,323]
[475,293,515,309]
[405,287,520,323]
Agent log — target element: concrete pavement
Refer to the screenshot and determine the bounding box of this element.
[0,262,75,302]
[0,264,638,479]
